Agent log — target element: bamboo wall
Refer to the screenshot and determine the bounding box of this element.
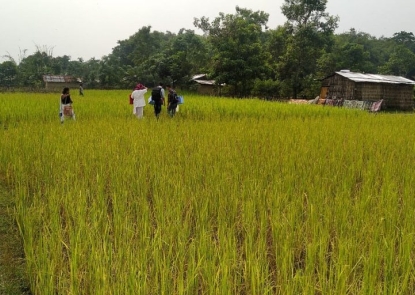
[322,74,414,111]
[324,75,355,100]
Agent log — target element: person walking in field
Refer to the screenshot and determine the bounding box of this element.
[79,83,84,96]
[166,84,179,117]
[131,83,147,119]
[60,87,75,123]
[151,82,165,119]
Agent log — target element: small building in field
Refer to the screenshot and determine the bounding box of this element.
[191,74,219,95]
[320,70,415,111]
[43,75,80,92]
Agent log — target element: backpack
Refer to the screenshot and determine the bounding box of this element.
[171,91,179,103]
[151,87,162,103]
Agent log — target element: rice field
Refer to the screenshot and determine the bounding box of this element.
[1,90,415,294]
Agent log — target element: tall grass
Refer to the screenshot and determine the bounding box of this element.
[1,90,415,294]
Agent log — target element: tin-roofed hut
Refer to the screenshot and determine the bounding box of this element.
[190,74,221,95]
[320,70,415,111]
[43,75,80,92]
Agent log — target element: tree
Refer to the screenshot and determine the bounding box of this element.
[98,55,124,88]
[337,43,370,72]
[278,0,338,98]
[51,55,71,75]
[334,29,387,73]
[107,26,177,88]
[81,58,101,88]
[379,45,415,78]
[161,29,211,87]
[0,61,18,87]
[264,26,290,80]
[392,31,415,53]
[112,26,172,67]
[18,50,53,87]
[281,0,338,30]
[194,6,270,97]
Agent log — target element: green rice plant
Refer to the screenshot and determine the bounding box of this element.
[1,90,415,294]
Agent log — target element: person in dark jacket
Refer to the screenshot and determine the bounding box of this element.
[151,82,165,119]
[166,84,179,117]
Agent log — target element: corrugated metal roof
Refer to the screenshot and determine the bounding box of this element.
[43,75,75,83]
[194,79,215,85]
[191,74,207,80]
[336,70,415,85]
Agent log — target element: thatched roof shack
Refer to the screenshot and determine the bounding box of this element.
[321,70,415,111]
[43,75,80,92]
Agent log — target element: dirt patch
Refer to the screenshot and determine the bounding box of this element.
[0,180,31,294]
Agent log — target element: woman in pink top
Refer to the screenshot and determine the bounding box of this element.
[131,83,147,119]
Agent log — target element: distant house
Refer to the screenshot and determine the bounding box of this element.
[320,70,415,111]
[43,75,80,91]
[191,74,219,95]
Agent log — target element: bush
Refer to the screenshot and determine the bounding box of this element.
[252,79,280,100]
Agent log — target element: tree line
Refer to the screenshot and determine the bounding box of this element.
[1,0,415,98]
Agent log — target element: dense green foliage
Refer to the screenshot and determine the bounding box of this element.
[1,1,415,98]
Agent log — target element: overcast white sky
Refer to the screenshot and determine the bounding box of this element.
[1,0,414,63]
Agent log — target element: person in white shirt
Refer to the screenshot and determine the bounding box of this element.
[131,83,147,119]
